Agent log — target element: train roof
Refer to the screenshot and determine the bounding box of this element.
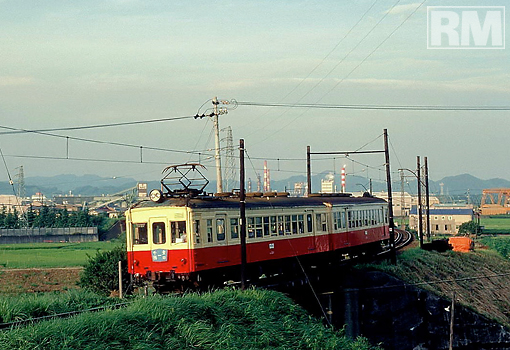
[130,193,387,211]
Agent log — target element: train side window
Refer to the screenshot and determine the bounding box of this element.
[291,215,298,234]
[348,211,352,228]
[133,223,148,245]
[255,217,263,238]
[248,217,255,238]
[284,215,291,235]
[364,211,368,226]
[206,219,213,243]
[194,220,201,244]
[230,218,239,239]
[306,214,313,233]
[263,217,270,236]
[298,215,304,234]
[152,222,166,244]
[277,216,284,235]
[216,218,225,241]
[270,216,278,236]
[316,214,322,231]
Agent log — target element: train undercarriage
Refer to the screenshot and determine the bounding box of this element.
[139,239,390,294]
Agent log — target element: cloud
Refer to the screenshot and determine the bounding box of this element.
[345,76,510,94]
[385,3,424,15]
[0,76,34,86]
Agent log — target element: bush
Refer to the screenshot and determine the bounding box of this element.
[78,245,130,296]
[458,221,481,235]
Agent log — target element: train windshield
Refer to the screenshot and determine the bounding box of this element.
[171,221,187,243]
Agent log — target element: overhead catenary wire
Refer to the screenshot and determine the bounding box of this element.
[0,115,196,135]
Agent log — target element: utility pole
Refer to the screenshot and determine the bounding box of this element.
[239,139,247,290]
[417,156,423,248]
[383,129,396,265]
[425,157,431,242]
[449,292,455,350]
[400,169,405,223]
[212,97,223,193]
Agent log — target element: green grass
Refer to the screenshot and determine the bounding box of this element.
[479,236,510,259]
[0,289,117,323]
[480,216,510,234]
[0,289,380,350]
[360,247,510,327]
[0,242,119,268]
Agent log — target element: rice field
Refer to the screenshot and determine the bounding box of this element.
[480,216,510,235]
[0,242,119,269]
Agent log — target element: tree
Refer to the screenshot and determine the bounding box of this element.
[4,208,19,229]
[458,220,481,235]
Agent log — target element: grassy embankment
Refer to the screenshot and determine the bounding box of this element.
[366,240,510,328]
[0,288,381,350]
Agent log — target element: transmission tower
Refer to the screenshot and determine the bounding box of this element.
[15,166,28,228]
[221,126,236,192]
[15,166,26,200]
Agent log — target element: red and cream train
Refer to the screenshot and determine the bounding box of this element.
[126,189,390,291]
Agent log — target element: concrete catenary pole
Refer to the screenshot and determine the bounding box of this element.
[425,156,431,242]
[417,156,423,248]
[212,97,223,193]
[307,146,312,196]
[383,129,396,265]
[239,139,247,289]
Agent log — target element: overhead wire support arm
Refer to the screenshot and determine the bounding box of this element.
[195,97,238,194]
[308,150,385,156]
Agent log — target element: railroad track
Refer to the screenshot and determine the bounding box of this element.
[394,228,414,249]
[376,228,413,258]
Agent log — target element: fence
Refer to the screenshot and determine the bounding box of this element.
[0,227,98,244]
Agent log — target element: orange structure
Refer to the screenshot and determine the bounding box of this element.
[480,188,510,216]
[448,237,474,252]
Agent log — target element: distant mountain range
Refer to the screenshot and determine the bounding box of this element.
[1,173,509,200]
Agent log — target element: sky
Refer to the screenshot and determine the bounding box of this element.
[0,0,508,188]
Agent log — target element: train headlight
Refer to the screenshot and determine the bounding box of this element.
[149,189,164,203]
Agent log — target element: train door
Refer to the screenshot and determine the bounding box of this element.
[306,210,316,251]
[215,214,229,265]
[148,217,168,263]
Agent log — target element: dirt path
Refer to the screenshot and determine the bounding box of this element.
[0,267,82,294]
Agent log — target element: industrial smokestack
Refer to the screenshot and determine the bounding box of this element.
[341,165,346,193]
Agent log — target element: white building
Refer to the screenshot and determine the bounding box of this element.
[320,173,336,194]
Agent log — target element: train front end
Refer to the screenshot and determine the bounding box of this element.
[126,203,194,291]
